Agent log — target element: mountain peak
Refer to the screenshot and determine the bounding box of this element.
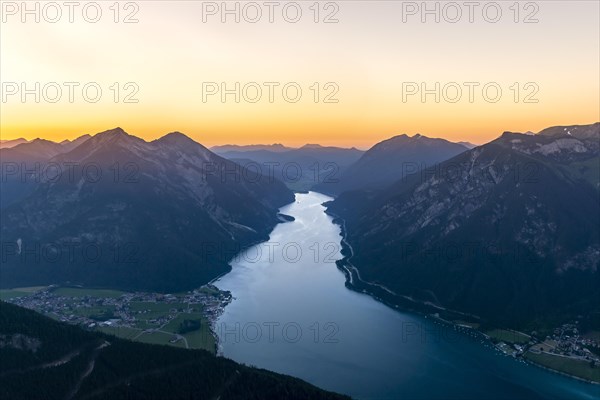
[29,138,55,145]
[380,133,434,147]
[155,131,210,150]
[158,131,195,144]
[64,127,146,157]
[90,127,132,143]
[100,127,127,136]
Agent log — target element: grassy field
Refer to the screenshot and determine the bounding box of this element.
[530,340,558,353]
[454,320,480,329]
[98,301,215,353]
[162,313,215,352]
[486,329,530,344]
[129,301,189,321]
[134,330,175,346]
[0,286,46,300]
[52,287,126,298]
[97,325,141,340]
[525,351,600,383]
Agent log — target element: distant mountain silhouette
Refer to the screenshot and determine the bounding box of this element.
[214,145,364,192]
[1,139,65,161]
[0,137,91,208]
[457,141,478,149]
[315,134,468,195]
[59,134,92,151]
[0,138,29,149]
[211,143,291,153]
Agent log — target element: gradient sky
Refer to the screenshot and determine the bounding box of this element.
[1,0,599,148]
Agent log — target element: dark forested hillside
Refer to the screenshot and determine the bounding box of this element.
[0,302,349,400]
[327,124,600,328]
[0,128,294,292]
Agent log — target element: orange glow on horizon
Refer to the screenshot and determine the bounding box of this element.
[1,1,598,149]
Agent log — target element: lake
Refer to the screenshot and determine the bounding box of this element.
[215,191,599,399]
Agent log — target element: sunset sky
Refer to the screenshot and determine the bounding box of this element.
[1,0,599,148]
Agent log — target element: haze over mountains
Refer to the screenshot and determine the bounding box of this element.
[212,143,364,191]
[457,141,478,149]
[0,138,87,208]
[315,134,469,195]
[0,138,29,149]
[326,123,600,327]
[211,143,292,153]
[0,128,293,291]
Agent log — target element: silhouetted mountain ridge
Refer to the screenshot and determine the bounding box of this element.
[315,133,468,195]
[214,144,364,191]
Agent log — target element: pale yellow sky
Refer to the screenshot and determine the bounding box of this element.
[1,0,599,148]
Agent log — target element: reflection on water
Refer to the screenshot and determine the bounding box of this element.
[215,192,599,400]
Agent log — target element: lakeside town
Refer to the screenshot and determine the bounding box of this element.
[1,285,232,353]
[483,322,600,384]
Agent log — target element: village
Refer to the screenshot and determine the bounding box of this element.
[3,285,232,353]
[488,322,600,383]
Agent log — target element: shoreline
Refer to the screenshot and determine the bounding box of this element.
[325,208,479,322]
[524,352,600,386]
[210,202,296,356]
[325,207,600,386]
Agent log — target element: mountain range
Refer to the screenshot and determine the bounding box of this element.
[315,134,469,195]
[1,138,81,208]
[0,138,29,149]
[3,123,598,328]
[0,128,294,292]
[326,123,600,328]
[211,143,292,153]
[212,144,364,191]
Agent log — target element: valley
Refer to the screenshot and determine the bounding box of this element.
[1,124,599,399]
[4,3,599,397]
[213,191,600,399]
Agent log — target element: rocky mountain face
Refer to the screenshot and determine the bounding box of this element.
[0,128,294,292]
[327,123,600,327]
[538,122,600,140]
[315,134,468,195]
[214,144,364,192]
